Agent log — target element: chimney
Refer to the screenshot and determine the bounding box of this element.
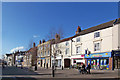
[55,34,60,42]
[33,42,35,48]
[39,40,41,44]
[76,26,81,34]
[42,39,45,43]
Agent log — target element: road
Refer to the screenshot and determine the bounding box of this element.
[1,66,120,80]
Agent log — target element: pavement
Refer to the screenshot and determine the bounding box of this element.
[1,66,120,80]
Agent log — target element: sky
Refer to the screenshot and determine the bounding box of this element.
[2,2,118,58]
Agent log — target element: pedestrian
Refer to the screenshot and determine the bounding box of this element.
[78,64,82,73]
[44,63,45,68]
[46,63,48,69]
[81,63,85,74]
[87,63,91,74]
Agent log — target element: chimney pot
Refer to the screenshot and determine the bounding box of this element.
[39,40,41,44]
[33,42,35,48]
[76,26,81,34]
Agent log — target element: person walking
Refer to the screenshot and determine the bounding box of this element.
[81,63,85,74]
[87,63,91,74]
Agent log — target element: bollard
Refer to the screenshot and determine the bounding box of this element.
[62,66,63,70]
[47,63,48,69]
[35,65,37,71]
[52,69,55,77]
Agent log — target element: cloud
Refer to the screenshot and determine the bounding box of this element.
[33,35,40,38]
[10,46,24,53]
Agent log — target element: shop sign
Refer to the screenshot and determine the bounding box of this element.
[85,52,111,58]
[41,57,45,59]
[114,52,120,56]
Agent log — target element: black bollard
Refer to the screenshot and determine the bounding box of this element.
[35,65,37,71]
[47,63,48,69]
[52,69,55,77]
[52,66,55,77]
[21,65,23,69]
[62,66,63,70]
[44,63,45,68]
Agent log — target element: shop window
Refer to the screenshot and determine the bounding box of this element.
[100,59,109,70]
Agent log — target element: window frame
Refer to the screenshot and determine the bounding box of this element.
[76,46,81,54]
[65,48,69,55]
[94,32,100,38]
[94,42,100,51]
[76,37,80,42]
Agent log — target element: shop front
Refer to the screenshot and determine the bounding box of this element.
[112,50,120,69]
[85,52,113,70]
[40,57,45,67]
[71,55,85,68]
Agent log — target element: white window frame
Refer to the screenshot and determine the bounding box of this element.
[65,48,69,55]
[94,42,100,51]
[76,37,80,42]
[45,51,46,56]
[65,42,69,46]
[94,32,100,38]
[76,46,81,54]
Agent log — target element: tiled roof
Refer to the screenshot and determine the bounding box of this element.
[73,18,120,37]
[56,18,120,43]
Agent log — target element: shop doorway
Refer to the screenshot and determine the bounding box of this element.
[64,59,70,68]
[114,56,120,69]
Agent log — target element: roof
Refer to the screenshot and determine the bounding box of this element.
[60,36,73,43]
[52,18,120,44]
[73,18,120,37]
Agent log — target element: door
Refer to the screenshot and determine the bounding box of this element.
[64,59,70,68]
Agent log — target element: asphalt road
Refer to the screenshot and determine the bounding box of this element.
[1,66,120,80]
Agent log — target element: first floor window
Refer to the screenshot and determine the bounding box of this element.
[65,48,69,55]
[94,42,100,51]
[45,51,46,56]
[76,46,80,54]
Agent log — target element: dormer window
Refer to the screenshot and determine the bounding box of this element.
[76,37,80,42]
[94,32,100,38]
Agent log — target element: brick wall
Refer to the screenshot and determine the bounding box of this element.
[109,57,113,70]
[85,59,87,66]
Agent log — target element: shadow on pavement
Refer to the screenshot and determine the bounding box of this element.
[2,66,51,76]
[1,77,120,80]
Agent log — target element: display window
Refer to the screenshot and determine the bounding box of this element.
[87,58,109,70]
[100,58,109,70]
